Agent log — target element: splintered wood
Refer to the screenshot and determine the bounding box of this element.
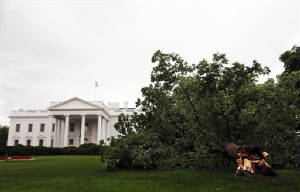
[235,146,275,176]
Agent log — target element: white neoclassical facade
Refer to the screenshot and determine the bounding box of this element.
[7,97,140,147]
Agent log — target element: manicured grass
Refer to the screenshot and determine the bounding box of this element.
[0,156,299,192]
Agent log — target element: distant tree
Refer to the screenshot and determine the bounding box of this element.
[0,125,9,146]
[279,45,300,74]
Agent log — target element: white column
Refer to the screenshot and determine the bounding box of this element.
[64,115,69,147]
[55,119,59,147]
[58,120,61,147]
[103,118,107,141]
[60,120,63,147]
[80,115,85,145]
[97,115,102,143]
[48,116,54,147]
[105,119,108,139]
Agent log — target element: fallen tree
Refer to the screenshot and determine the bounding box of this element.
[104,49,299,171]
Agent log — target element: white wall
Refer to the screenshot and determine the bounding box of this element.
[7,108,139,147]
[108,116,119,140]
[8,117,51,146]
[8,116,121,147]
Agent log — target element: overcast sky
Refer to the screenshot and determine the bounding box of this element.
[0,0,299,126]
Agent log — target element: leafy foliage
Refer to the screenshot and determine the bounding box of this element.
[279,45,300,75]
[0,125,9,146]
[103,46,300,170]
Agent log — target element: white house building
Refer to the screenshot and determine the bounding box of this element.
[7,97,141,147]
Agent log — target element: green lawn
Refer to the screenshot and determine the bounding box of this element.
[0,156,298,192]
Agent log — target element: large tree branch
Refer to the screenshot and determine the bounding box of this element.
[183,88,202,128]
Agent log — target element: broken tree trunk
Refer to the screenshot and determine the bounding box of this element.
[225,143,276,177]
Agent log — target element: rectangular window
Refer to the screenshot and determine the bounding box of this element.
[70,123,75,132]
[16,124,20,132]
[26,140,31,146]
[52,123,55,132]
[14,140,19,145]
[39,139,43,147]
[40,124,45,132]
[28,124,33,132]
[51,139,54,147]
[69,139,74,146]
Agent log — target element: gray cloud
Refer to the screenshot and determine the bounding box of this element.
[0,0,299,125]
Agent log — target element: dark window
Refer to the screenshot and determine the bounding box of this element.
[40,124,45,132]
[39,139,43,146]
[26,140,31,146]
[52,123,55,132]
[70,123,75,132]
[51,139,54,147]
[85,123,88,133]
[28,124,33,132]
[16,124,20,132]
[14,140,19,145]
[69,139,74,146]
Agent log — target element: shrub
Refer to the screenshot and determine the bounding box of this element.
[0,144,107,156]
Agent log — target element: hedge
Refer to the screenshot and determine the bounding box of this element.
[0,143,108,156]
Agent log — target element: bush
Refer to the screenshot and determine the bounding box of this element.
[0,144,108,156]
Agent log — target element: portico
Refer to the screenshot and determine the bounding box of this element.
[49,114,108,147]
[47,98,111,147]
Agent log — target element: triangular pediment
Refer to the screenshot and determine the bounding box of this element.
[48,97,101,110]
